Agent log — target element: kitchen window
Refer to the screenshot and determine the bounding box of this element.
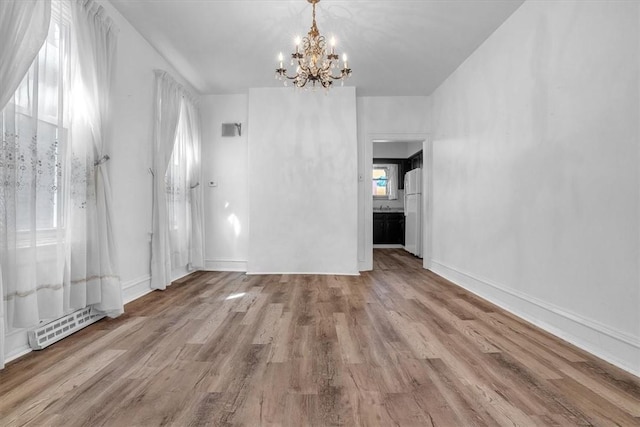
[372,166,389,198]
[372,163,398,200]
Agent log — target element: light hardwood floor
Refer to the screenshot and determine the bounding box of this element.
[1,249,639,426]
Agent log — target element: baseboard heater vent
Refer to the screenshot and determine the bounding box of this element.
[28,307,105,350]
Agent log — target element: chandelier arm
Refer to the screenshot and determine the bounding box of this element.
[276,67,302,80]
[281,73,301,80]
[328,70,349,80]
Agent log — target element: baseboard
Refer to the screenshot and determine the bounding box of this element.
[6,346,31,364]
[204,259,247,272]
[430,260,640,377]
[5,328,31,364]
[359,260,372,272]
[246,271,360,276]
[172,266,192,282]
[122,275,153,304]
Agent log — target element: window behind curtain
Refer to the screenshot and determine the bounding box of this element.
[1,0,70,235]
[165,105,192,267]
[372,167,389,197]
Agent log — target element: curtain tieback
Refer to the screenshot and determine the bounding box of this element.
[94,154,110,167]
[190,182,200,189]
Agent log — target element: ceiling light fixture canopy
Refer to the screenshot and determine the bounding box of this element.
[275,0,352,89]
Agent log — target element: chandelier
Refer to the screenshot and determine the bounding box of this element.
[275,0,352,89]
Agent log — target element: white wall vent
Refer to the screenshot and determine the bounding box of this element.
[221,122,241,137]
[28,307,105,350]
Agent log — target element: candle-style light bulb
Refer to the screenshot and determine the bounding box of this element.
[330,36,336,54]
[294,36,301,53]
[342,53,348,69]
[278,52,284,68]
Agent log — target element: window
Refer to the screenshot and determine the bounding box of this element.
[164,96,201,268]
[165,102,196,267]
[372,166,389,197]
[1,2,70,233]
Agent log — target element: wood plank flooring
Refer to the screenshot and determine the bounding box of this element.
[1,248,639,426]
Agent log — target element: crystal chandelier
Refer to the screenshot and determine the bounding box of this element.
[275,0,352,89]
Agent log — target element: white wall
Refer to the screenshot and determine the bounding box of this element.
[201,95,430,273]
[248,88,358,275]
[200,95,249,271]
[429,0,640,375]
[357,96,429,270]
[105,0,197,302]
[406,141,422,157]
[373,141,408,158]
[372,141,423,160]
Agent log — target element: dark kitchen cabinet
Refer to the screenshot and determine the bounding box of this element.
[386,215,404,244]
[373,212,405,245]
[373,214,386,243]
[408,150,423,170]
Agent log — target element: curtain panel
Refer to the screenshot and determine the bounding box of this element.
[0,0,51,369]
[151,71,202,290]
[151,71,183,290]
[0,0,53,370]
[70,0,123,316]
[387,164,398,200]
[0,1,52,109]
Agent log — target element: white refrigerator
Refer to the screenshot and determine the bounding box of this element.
[404,168,422,257]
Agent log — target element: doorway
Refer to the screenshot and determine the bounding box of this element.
[362,134,432,272]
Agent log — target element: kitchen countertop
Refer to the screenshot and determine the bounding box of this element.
[373,208,404,213]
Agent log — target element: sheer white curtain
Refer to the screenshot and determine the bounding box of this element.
[387,164,398,200]
[0,0,57,369]
[166,106,190,269]
[0,0,52,372]
[183,100,204,269]
[0,1,52,109]
[151,71,183,290]
[151,71,203,290]
[166,95,203,270]
[69,0,122,315]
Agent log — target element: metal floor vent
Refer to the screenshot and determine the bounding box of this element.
[28,307,105,350]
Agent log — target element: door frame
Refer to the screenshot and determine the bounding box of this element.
[361,133,432,271]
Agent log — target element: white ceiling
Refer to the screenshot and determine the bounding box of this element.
[109,0,524,96]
